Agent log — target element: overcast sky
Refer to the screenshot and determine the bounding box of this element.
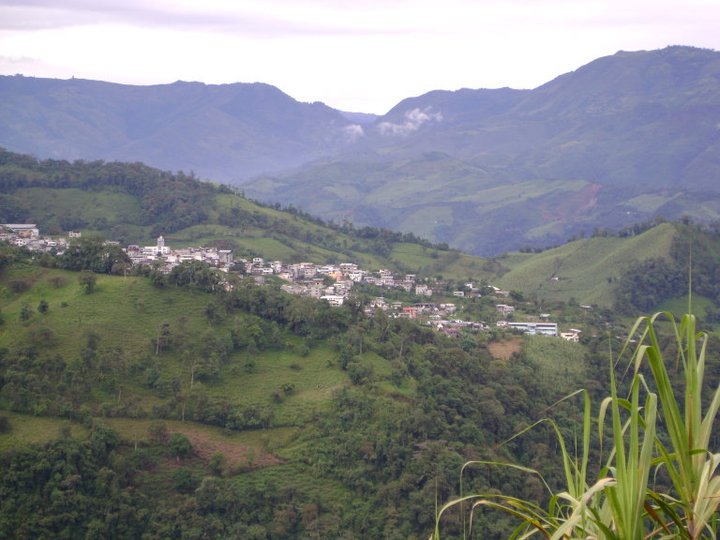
[1,0,719,113]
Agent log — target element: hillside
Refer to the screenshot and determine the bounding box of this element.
[246,46,720,255]
[5,145,720,314]
[0,246,603,538]
[497,223,678,307]
[0,148,491,281]
[4,163,720,536]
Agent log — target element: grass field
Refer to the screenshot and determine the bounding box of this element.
[0,412,89,452]
[0,266,359,432]
[0,263,209,360]
[497,223,677,306]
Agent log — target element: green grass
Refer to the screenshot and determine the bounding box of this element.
[208,346,349,426]
[497,223,677,306]
[0,265,209,359]
[0,412,89,452]
[231,461,354,505]
[101,417,298,456]
[14,187,144,226]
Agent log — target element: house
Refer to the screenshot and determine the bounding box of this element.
[560,328,582,342]
[339,262,358,273]
[496,304,515,315]
[218,250,233,265]
[321,295,345,307]
[489,286,511,297]
[415,284,433,297]
[402,306,420,319]
[439,303,456,314]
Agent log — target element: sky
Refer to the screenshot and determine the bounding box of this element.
[1,0,719,114]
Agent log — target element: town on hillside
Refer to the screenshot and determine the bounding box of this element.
[1,224,582,341]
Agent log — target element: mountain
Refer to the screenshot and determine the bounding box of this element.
[0,76,356,181]
[4,46,720,255]
[245,46,720,255]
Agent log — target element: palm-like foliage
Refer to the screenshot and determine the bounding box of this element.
[431,312,720,539]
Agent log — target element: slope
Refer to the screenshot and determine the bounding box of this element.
[497,223,678,307]
[0,147,492,281]
[246,46,720,255]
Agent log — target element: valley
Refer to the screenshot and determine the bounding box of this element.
[2,45,720,538]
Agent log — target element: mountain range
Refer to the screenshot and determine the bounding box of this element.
[2,45,720,254]
[0,76,357,181]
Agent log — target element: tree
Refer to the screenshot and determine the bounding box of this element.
[78,271,97,294]
[168,432,193,462]
[38,299,49,314]
[60,237,131,274]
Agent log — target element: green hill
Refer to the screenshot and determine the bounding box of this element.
[4,149,720,536]
[0,147,493,281]
[497,223,677,307]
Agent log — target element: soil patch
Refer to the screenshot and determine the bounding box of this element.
[488,338,523,361]
[168,427,283,469]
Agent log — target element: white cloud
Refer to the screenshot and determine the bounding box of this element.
[342,124,365,141]
[377,107,443,136]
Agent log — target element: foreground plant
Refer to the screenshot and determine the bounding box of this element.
[431,312,720,539]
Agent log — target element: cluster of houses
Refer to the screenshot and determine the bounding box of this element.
[2,226,582,341]
[126,236,235,271]
[0,223,72,252]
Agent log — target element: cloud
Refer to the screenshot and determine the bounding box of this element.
[342,124,364,141]
[0,0,411,35]
[377,107,442,136]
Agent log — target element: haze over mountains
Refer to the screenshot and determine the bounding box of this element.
[2,45,720,254]
[0,77,357,180]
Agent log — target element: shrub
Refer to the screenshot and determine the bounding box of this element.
[171,468,197,493]
[9,279,30,293]
[78,271,97,294]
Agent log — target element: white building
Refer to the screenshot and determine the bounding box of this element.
[507,322,558,336]
[321,295,345,307]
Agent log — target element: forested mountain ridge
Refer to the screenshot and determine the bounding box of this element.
[246,46,720,254]
[0,75,356,181]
